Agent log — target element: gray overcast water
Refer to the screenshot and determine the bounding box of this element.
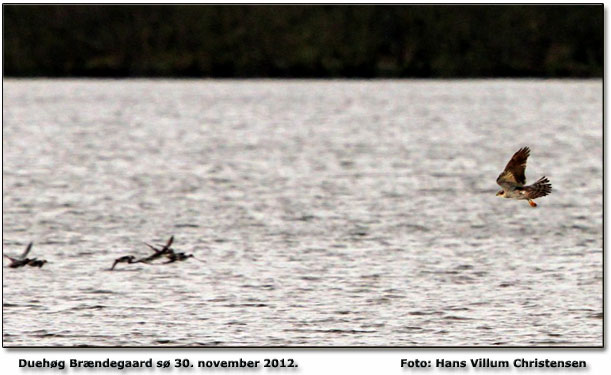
[2,79,602,346]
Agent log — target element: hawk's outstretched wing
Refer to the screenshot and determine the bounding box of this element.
[524,176,552,199]
[497,147,530,189]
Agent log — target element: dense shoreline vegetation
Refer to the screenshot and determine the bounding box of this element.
[3,5,602,78]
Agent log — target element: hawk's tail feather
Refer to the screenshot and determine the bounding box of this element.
[525,176,552,199]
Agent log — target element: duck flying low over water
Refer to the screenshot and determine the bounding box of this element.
[162,252,194,264]
[496,146,552,207]
[3,242,47,268]
[110,255,137,270]
[110,236,204,269]
[27,259,47,267]
[110,236,176,269]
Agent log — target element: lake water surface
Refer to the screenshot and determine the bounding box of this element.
[2,79,602,346]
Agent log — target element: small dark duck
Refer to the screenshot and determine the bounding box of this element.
[110,255,138,270]
[3,242,48,268]
[162,251,194,264]
[27,259,48,267]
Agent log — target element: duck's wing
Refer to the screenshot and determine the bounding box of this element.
[497,147,530,189]
[19,242,33,259]
[144,242,162,253]
[163,236,174,250]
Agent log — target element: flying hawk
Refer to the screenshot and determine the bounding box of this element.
[496,147,552,207]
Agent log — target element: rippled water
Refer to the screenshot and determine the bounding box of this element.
[2,79,602,346]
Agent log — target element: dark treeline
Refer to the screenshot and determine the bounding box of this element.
[3,5,602,78]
